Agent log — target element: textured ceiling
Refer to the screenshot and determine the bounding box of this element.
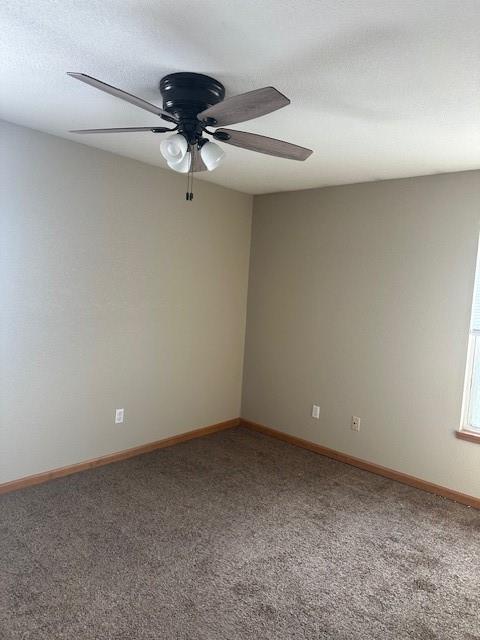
[1,0,480,195]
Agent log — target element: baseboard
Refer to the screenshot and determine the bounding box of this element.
[0,418,240,495]
[4,416,478,509]
[241,419,480,510]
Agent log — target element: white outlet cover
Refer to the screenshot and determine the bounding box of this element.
[115,408,124,424]
[351,416,361,431]
[312,404,320,419]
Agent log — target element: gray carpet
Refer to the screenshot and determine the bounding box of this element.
[1,427,479,639]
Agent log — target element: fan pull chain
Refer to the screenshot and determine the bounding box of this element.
[185,145,194,201]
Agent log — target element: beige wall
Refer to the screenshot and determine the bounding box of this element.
[242,172,480,497]
[3,119,480,499]
[0,120,252,483]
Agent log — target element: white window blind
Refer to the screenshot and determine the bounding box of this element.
[471,275,480,334]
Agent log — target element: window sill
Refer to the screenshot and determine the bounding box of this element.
[455,429,480,444]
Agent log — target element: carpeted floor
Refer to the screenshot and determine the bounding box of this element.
[1,427,479,639]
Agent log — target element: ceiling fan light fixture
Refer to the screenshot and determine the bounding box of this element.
[168,151,191,173]
[160,133,188,164]
[200,141,225,171]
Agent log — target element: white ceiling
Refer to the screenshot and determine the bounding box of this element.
[1,0,480,195]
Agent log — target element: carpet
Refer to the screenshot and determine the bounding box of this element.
[1,426,479,639]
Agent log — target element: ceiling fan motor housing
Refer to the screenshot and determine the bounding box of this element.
[159,72,225,144]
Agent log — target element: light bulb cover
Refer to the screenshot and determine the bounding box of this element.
[200,141,225,171]
[160,134,188,164]
[168,151,191,173]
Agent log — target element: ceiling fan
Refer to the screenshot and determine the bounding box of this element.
[67,72,313,199]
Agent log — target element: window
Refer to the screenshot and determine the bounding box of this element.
[461,243,480,434]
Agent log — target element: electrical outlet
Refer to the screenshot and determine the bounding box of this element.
[311,404,320,419]
[115,408,124,424]
[351,416,361,432]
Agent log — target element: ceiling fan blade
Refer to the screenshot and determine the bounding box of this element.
[67,73,177,122]
[197,87,290,127]
[214,129,313,161]
[70,126,173,134]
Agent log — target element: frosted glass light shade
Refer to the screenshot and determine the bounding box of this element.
[168,151,191,173]
[160,134,188,164]
[200,141,225,171]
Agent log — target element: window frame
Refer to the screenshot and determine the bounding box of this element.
[458,238,480,442]
[460,333,479,433]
